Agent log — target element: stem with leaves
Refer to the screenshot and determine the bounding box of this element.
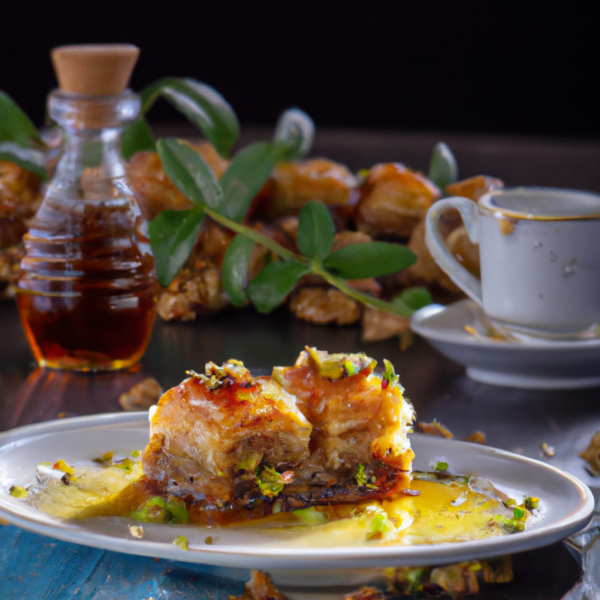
[150,137,432,318]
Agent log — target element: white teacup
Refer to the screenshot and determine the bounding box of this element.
[425,187,600,340]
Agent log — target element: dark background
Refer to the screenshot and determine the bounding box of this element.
[0,2,598,138]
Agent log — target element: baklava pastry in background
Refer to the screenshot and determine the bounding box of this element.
[251,158,358,220]
[354,163,441,239]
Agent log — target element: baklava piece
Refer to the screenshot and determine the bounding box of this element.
[142,349,414,511]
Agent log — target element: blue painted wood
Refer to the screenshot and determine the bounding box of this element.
[0,525,247,599]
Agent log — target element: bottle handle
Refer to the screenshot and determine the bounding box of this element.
[424,197,483,307]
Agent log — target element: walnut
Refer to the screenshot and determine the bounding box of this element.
[466,431,486,445]
[418,420,454,439]
[361,307,410,343]
[290,287,361,326]
[230,570,288,600]
[0,161,42,248]
[445,175,504,201]
[254,158,357,220]
[0,243,24,298]
[119,378,163,412]
[354,163,440,239]
[344,587,385,600]
[402,218,460,293]
[580,431,600,475]
[157,265,229,321]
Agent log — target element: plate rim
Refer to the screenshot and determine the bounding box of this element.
[0,412,595,569]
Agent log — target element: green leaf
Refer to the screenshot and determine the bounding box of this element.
[323,242,416,279]
[246,260,310,313]
[273,107,315,160]
[429,142,458,190]
[219,141,281,222]
[222,234,255,306]
[121,117,154,160]
[0,91,40,146]
[148,206,204,287]
[392,287,433,313]
[0,143,48,179]
[297,200,335,260]
[141,78,239,157]
[157,138,223,209]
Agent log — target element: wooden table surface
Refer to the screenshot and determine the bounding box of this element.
[1,129,599,598]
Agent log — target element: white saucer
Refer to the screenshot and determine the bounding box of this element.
[410,300,600,390]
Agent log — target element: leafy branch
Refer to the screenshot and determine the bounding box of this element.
[149,137,428,318]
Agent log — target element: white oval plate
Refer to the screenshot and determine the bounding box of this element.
[0,412,594,571]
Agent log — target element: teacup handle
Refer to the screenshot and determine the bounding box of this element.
[425,197,483,307]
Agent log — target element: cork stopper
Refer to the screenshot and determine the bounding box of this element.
[51,44,140,96]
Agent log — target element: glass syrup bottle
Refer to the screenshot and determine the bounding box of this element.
[17,45,157,370]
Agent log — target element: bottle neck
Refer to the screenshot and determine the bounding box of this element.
[48,90,140,199]
[57,128,127,186]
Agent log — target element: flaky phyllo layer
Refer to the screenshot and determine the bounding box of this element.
[142,349,415,510]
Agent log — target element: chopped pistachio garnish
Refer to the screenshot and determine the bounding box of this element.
[524,496,539,510]
[355,464,368,487]
[495,514,525,533]
[513,507,525,520]
[434,461,449,472]
[505,498,516,507]
[368,511,394,539]
[293,507,329,526]
[187,360,250,390]
[255,465,285,498]
[382,359,400,389]
[343,359,355,376]
[172,535,188,550]
[131,450,141,458]
[9,485,28,498]
[187,366,227,390]
[307,348,375,380]
[131,496,190,524]
[113,458,135,472]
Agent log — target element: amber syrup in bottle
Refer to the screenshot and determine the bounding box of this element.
[17,76,157,370]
